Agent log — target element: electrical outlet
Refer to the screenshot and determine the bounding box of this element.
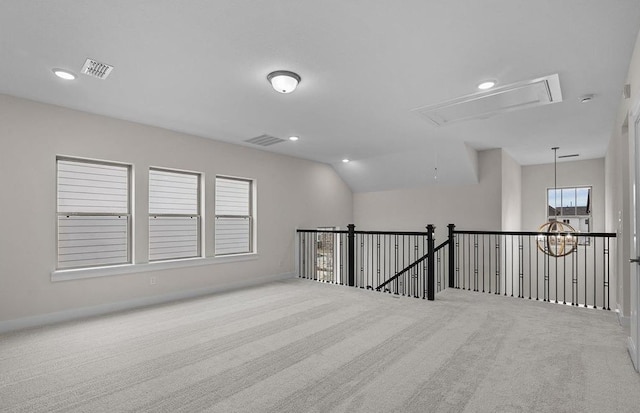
[150,276,157,285]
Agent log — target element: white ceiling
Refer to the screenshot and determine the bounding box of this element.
[2,1,639,192]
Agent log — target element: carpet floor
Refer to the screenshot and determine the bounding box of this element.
[1,278,639,413]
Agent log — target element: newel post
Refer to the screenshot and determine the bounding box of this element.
[347,224,356,287]
[448,224,456,288]
[427,224,435,301]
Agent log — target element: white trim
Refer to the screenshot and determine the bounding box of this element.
[2,272,295,334]
[51,253,259,282]
[628,337,638,371]
[616,303,631,327]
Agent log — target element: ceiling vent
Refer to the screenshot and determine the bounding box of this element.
[413,74,563,126]
[244,134,285,146]
[80,58,114,79]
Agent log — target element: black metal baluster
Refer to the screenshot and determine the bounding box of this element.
[456,234,460,289]
[605,237,610,310]
[394,235,399,295]
[488,234,492,294]
[482,234,486,293]
[518,235,523,298]
[448,225,456,289]
[474,234,479,292]
[584,240,587,307]
[511,235,514,297]
[544,242,548,302]
[376,234,380,291]
[503,234,507,296]
[427,224,435,300]
[528,236,532,299]
[495,235,500,295]
[593,237,597,309]
[414,235,419,297]
[536,235,539,301]
[563,242,567,305]
[572,242,577,306]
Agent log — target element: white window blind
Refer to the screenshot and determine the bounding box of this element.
[215,177,252,255]
[57,158,130,269]
[149,169,200,261]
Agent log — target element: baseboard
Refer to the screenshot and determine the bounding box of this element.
[0,272,296,335]
[616,303,631,327]
[628,336,639,372]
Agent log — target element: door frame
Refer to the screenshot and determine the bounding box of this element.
[628,98,640,371]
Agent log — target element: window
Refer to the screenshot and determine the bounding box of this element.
[57,158,131,269]
[547,186,591,241]
[215,177,253,255]
[149,168,201,261]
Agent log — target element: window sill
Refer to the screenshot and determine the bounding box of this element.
[51,253,259,282]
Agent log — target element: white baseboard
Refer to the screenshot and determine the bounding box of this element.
[616,303,631,327]
[628,336,638,372]
[0,272,296,335]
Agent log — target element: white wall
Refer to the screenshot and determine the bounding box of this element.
[521,158,605,232]
[353,148,503,239]
[605,27,640,319]
[501,151,522,231]
[0,94,353,325]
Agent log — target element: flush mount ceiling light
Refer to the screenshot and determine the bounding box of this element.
[267,70,301,94]
[52,69,76,80]
[342,158,350,163]
[477,80,496,90]
[288,136,299,141]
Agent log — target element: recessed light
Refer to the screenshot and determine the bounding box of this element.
[477,80,496,90]
[288,136,299,141]
[52,69,76,80]
[342,159,350,163]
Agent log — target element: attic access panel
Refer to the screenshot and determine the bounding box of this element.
[413,74,562,126]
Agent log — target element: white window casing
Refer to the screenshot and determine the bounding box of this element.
[149,168,201,261]
[215,177,253,255]
[57,158,131,269]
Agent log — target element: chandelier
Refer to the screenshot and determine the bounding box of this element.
[536,147,578,257]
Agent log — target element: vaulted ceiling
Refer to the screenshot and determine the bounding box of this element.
[2,1,639,192]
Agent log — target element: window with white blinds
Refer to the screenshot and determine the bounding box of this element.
[215,177,253,255]
[57,158,131,269]
[149,168,201,261]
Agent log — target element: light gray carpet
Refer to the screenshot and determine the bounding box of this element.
[1,278,639,413]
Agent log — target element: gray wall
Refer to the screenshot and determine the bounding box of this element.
[353,148,504,239]
[501,150,522,231]
[521,158,605,232]
[0,94,353,325]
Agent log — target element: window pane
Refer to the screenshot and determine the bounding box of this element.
[58,215,128,269]
[149,169,198,215]
[548,189,561,218]
[576,187,590,215]
[149,216,199,261]
[57,160,128,214]
[561,188,576,216]
[215,217,250,255]
[216,178,250,216]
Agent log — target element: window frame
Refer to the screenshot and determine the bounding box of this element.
[214,175,255,256]
[56,156,132,270]
[546,185,592,245]
[148,167,202,262]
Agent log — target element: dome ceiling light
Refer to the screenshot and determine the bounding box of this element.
[267,70,301,94]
